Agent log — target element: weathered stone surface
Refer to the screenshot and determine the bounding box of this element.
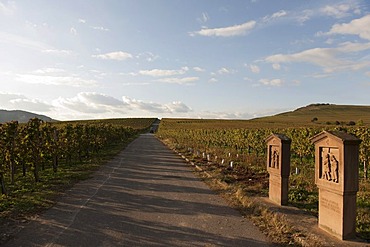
[266,134,291,205]
[311,131,361,240]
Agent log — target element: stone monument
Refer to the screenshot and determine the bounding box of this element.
[311,131,361,240]
[266,133,291,205]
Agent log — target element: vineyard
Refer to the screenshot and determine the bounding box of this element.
[157,118,370,240]
[0,118,156,220]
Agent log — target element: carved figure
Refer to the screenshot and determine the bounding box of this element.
[274,150,279,168]
[331,155,339,183]
[322,153,332,181]
[272,149,279,169]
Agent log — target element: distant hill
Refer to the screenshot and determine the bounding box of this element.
[153,104,370,130]
[251,103,370,127]
[0,110,56,123]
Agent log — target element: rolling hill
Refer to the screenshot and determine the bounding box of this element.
[0,110,56,123]
[161,104,370,129]
[250,103,370,127]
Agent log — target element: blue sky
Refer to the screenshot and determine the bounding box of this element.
[0,0,369,120]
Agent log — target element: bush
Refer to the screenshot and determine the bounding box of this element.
[348,121,356,126]
[288,187,309,201]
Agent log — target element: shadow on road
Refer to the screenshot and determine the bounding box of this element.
[4,134,270,247]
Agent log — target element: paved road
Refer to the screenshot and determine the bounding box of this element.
[4,134,271,247]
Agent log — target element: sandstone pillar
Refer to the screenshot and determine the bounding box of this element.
[311,131,361,240]
[266,134,291,205]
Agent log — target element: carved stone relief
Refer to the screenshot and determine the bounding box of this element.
[320,147,339,183]
[269,145,279,169]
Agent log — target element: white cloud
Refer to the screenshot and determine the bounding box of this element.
[321,5,350,18]
[190,20,256,37]
[136,52,159,62]
[56,92,128,114]
[320,3,361,19]
[336,41,370,53]
[17,74,97,87]
[243,77,252,82]
[9,98,53,112]
[263,10,287,22]
[42,49,72,56]
[208,78,218,83]
[199,111,256,119]
[0,92,26,102]
[249,64,260,73]
[78,19,86,23]
[122,96,165,113]
[325,38,334,45]
[0,31,51,51]
[0,1,16,15]
[327,14,370,40]
[155,77,199,85]
[259,78,283,86]
[265,42,370,73]
[139,67,188,77]
[70,27,77,35]
[193,67,205,72]
[166,101,192,113]
[25,20,47,30]
[122,97,192,114]
[33,68,65,74]
[292,80,301,85]
[0,92,53,112]
[92,51,133,61]
[296,9,314,24]
[272,63,281,70]
[78,92,124,106]
[218,67,235,74]
[91,26,109,31]
[198,12,209,23]
[16,68,98,87]
[294,2,361,24]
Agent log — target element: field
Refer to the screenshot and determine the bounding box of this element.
[157,105,370,243]
[160,104,370,129]
[0,117,156,243]
[53,117,157,129]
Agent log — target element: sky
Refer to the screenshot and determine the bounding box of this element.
[0,0,370,120]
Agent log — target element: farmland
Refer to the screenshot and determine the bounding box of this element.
[0,117,156,233]
[157,105,370,242]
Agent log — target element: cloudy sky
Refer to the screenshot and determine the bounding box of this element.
[0,0,369,120]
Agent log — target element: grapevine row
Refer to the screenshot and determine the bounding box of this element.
[157,125,370,177]
[0,118,140,194]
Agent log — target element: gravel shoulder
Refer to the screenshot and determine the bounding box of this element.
[3,134,271,247]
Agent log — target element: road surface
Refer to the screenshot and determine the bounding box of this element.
[4,134,271,247]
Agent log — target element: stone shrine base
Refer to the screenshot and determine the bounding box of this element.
[257,197,367,247]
